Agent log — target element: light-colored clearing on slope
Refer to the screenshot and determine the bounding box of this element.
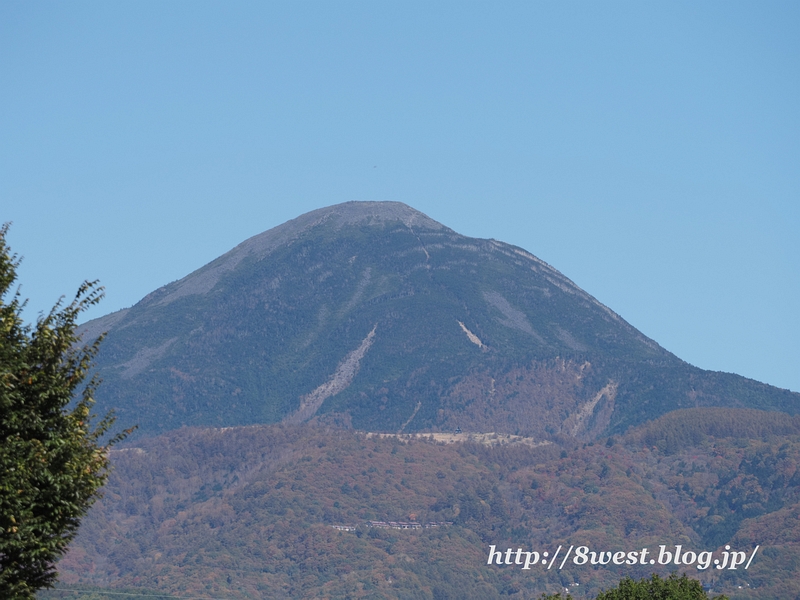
[457,320,484,348]
[567,381,618,437]
[367,431,550,448]
[397,401,422,434]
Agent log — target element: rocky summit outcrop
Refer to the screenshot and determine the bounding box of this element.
[79,201,799,438]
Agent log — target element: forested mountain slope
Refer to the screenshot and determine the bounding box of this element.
[59,408,800,599]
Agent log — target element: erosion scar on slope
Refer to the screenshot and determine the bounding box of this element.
[457,320,483,348]
[285,324,378,424]
[567,381,618,437]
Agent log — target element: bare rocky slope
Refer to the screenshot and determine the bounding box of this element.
[79,201,799,439]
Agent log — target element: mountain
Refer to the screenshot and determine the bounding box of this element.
[59,202,800,599]
[79,201,799,438]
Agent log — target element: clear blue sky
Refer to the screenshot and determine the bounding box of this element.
[2,1,798,392]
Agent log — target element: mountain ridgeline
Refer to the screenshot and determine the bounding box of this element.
[80,202,798,439]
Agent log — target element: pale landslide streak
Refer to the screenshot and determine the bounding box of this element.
[285,324,377,424]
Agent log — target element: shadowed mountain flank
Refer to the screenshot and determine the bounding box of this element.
[79,201,800,438]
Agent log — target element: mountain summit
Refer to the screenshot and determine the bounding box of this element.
[81,201,798,437]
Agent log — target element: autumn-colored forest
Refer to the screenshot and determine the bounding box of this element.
[46,407,800,599]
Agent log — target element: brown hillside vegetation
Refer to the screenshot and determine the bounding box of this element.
[56,408,800,599]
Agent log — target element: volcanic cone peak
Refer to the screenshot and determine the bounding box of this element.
[152,202,445,306]
[79,201,800,438]
[242,201,448,255]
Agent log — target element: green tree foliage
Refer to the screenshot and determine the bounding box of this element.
[541,573,728,599]
[0,225,129,598]
[631,408,800,455]
[594,573,727,599]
